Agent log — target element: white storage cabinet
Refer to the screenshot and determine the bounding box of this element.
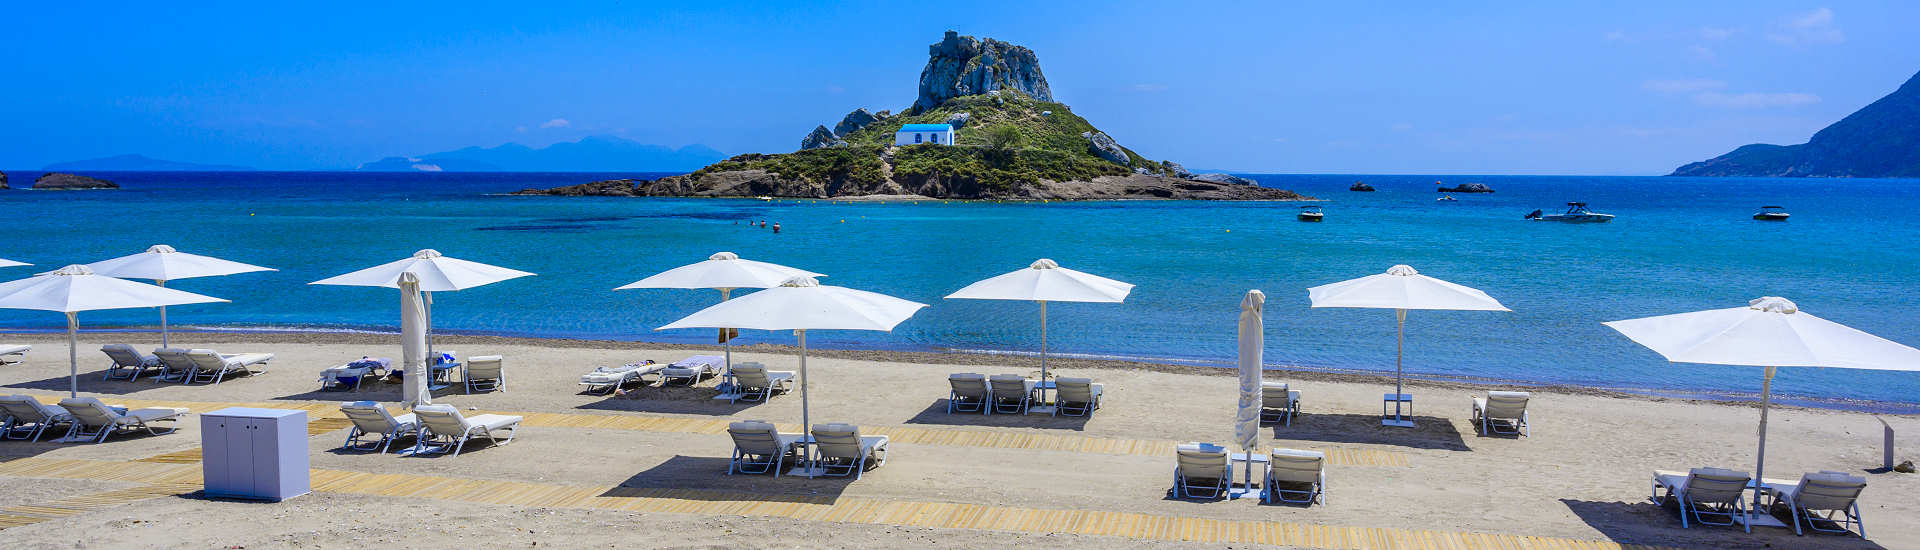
[201,407,310,501]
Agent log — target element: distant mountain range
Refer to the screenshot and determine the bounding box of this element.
[356,135,728,172]
[43,154,254,171]
[1672,69,1920,178]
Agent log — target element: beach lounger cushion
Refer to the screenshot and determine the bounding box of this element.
[57,397,186,443]
[0,395,73,441]
[412,404,521,457]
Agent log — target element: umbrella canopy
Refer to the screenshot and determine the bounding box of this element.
[660,276,925,475]
[1605,296,1920,516]
[1307,265,1508,427]
[399,273,431,408]
[85,244,276,346]
[0,265,227,396]
[311,249,533,356]
[945,259,1133,413]
[1234,290,1265,490]
[0,258,29,268]
[616,251,825,373]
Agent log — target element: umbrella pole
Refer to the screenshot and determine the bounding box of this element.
[67,312,79,398]
[424,291,435,358]
[720,288,733,375]
[797,329,813,477]
[1755,366,1775,517]
[1394,309,1408,426]
[1039,300,1049,410]
[157,279,169,348]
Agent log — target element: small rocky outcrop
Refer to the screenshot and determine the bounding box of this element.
[32,173,118,190]
[513,179,640,196]
[1082,131,1129,166]
[1437,182,1494,193]
[1349,181,1375,192]
[1160,161,1194,179]
[1190,173,1256,186]
[1,171,8,189]
[833,108,887,138]
[944,112,971,129]
[915,30,1053,111]
[800,125,843,150]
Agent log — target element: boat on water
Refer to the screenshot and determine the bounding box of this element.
[1349,181,1375,192]
[1753,205,1790,221]
[1525,202,1614,223]
[1437,195,1458,202]
[1297,205,1324,222]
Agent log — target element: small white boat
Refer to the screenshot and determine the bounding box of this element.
[1297,205,1324,222]
[1437,195,1458,202]
[1753,206,1790,221]
[1526,202,1614,223]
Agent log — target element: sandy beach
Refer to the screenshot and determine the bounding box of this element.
[0,331,1912,549]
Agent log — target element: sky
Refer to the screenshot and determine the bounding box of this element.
[4,1,1917,174]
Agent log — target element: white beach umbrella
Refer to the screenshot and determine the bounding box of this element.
[0,258,29,268]
[1307,264,1508,427]
[945,259,1133,412]
[311,249,534,356]
[0,265,226,396]
[85,244,276,347]
[1234,289,1265,495]
[399,273,431,408]
[1605,296,1920,519]
[615,251,824,372]
[659,276,926,474]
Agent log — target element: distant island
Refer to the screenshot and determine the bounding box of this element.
[517,31,1307,201]
[43,154,253,172]
[1672,69,1920,178]
[31,173,119,190]
[359,135,727,172]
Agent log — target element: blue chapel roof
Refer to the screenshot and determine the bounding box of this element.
[898,124,953,132]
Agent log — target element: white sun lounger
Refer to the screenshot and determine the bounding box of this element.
[151,348,198,383]
[320,357,390,391]
[1774,470,1869,537]
[727,362,794,403]
[0,394,73,441]
[579,361,663,394]
[1054,377,1103,417]
[0,344,29,365]
[1262,381,1301,425]
[101,344,163,381]
[463,355,505,393]
[1174,442,1230,500]
[339,401,419,453]
[660,355,725,386]
[947,373,990,414]
[1652,467,1753,532]
[727,420,804,476]
[989,374,1033,414]
[810,423,889,479]
[412,404,521,457]
[185,349,273,385]
[1471,391,1531,436]
[1264,448,1326,505]
[57,397,188,443]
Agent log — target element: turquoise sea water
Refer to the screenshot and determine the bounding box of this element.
[2,171,1917,410]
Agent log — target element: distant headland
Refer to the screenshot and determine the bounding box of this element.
[1672,69,1920,178]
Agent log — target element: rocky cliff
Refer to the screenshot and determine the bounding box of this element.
[914,31,1052,112]
[1672,69,1920,178]
[32,173,118,190]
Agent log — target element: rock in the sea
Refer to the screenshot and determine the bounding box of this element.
[32,172,118,190]
[1437,182,1494,193]
[915,30,1053,111]
[511,179,640,196]
[1082,131,1129,166]
[1349,181,1375,192]
[1161,161,1194,179]
[0,171,8,189]
[833,108,885,138]
[800,125,843,150]
[944,112,971,129]
[1190,173,1256,186]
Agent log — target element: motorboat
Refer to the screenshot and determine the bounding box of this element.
[1525,202,1614,223]
[1437,195,1458,202]
[1349,181,1375,192]
[1753,205,1790,221]
[1297,205,1324,222]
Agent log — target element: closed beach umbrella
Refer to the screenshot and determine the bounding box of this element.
[1605,296,1920,518]
[1235,289,1265,495]
[311,249,533,356]
[398,273,431,408]
[85,244,275,347]
[615,251,824,372]
[945,259,1133,412]
[659,276,925,474]
[0,265,226,396]
[1307,264,1508,427]
[0,258,29,268]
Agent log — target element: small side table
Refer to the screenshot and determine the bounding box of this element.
[1382,393,1415,427]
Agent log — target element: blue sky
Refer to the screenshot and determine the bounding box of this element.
[4,1,1916,174]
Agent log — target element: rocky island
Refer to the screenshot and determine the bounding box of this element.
[1437,182,1493,193]
[1,171,8,190]
[31,173,118,190]
[517,31,1306,201]
[1672,69,1920,178]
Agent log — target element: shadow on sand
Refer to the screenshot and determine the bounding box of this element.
[601,454,854,503]
[1266,413,1469,451]
[1560,498,1884,549]
[901,399,1092,430]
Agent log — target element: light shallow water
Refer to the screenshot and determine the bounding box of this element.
[2,171,1917,410]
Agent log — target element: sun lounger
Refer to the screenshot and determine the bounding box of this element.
[1264,448,1326,505]
[728,362,794,403]
[947,373,990,414]
[0,344,29,365]
[56,397,187,443]
[0,395,73,441]
[1054,377,1103,416]
[101,344,163,381]
[989,374,1033,414]
[463,355,505,393]
[185,349,272,385]
[1774,470,1869,537]
[1652,467,1753,532]
[411,404,521,457]
[810,423,889,479]
[1261,382,1301,425]
[1472,391,1531,436]
[579,361,662,394]
[339,401,419,453]
[320,357,391,391]
[151,347,197,383]
[660,355,725,386]
[1174,442,1230,500]
[727,420,805,476]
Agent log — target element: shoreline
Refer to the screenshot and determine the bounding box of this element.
[10,326,1916,415]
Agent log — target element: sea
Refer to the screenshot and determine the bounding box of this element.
[3,171,1917,411]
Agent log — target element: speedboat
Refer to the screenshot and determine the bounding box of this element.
[1753,205,1790,221]
[1437,195,1458,202]
[1526,202,1614,223]
[1297,205,1324,222]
